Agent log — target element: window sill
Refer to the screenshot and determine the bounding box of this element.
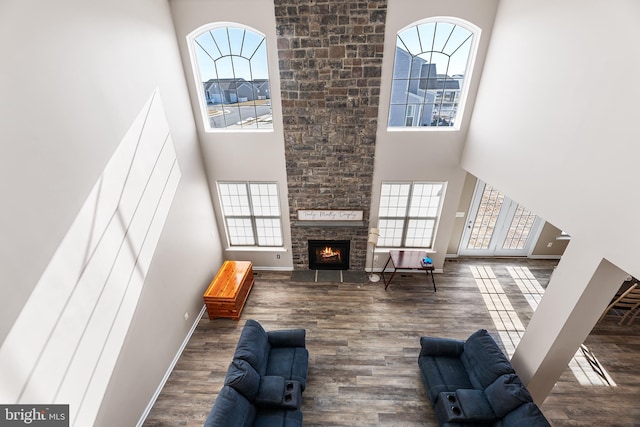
[204,128,274,134]
[374,248,437,254]
[226,246,286,252]
[386,126,460,132]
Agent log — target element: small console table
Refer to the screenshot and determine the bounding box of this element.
[381,250,436,292]
[203,260,255,320]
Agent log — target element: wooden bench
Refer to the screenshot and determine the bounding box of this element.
[203,261,254,320]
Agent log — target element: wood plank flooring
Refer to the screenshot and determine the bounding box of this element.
[143,258,640,426]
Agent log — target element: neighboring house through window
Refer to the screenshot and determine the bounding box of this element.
[377,182,445,248]
[218,182,283,247]
[388,18,479,129]
[188,24,273,130]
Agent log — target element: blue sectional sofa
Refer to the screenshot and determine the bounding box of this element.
[418,329,551,427]
[204,320,309,427]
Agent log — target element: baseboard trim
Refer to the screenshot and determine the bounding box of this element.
[528,255,562,260]
[136,305,207,427]
[253,266,294,272]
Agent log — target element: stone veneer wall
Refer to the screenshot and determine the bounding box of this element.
[274,0,387,270]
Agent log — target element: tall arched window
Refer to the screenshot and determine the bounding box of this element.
[188,24,272,131]
[388,18,479,130]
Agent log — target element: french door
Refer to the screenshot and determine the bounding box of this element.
[459,180,543,256]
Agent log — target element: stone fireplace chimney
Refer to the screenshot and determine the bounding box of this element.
[275,0,387,270]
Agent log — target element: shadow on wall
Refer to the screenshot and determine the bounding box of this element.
[0,90,181,426]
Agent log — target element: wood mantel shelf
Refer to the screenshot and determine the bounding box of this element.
[293,221,365,228]
[203,261,254,320]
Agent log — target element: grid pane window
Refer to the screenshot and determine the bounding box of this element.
[388,19,476,129]
[226,218,255,245]
[406,219,436,247]
[378,219,405,247]
[502,206,537,250]
[218,182,283,247]
[379,183,410,217]
[219,183,251,216]
[409,183,443,217]
[377,182,445,248]
[250,183,280,216]
[190,24,273,130]
[255,218,282,246]
[467,185,504,249]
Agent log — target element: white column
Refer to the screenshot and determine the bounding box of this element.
[511,239,629,403]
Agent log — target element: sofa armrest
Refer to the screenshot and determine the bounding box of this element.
[435,390,496,424]
[419,336,465,358]
[204,386,256,427]
[255,376,302,410]
[455,389,496,421]
[267,329,306,348]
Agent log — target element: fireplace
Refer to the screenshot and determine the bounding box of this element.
[308,240,350,270]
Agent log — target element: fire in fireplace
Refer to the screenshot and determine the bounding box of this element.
[308,240,350,270]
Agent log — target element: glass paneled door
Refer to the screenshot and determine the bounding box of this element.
[459,180,543,256]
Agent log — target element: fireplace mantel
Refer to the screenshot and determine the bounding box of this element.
[293,221,365,228]
[295,210,365,227]
[297,209,363,221]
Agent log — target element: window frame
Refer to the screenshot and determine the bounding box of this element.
[187,22,273,132]
[377,181,446,249]
[387,17,480,131]
[217,181,283,248]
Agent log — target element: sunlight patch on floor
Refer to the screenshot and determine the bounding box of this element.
[471,265,615,387]
[470,265,524,355]
[506,266,615,387]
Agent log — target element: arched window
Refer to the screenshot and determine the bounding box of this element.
[188,24,272,130]
[388,18,479,130]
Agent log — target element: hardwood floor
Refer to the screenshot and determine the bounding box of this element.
[143,258,640,426]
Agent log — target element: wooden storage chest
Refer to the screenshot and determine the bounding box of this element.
[203,261,254,320]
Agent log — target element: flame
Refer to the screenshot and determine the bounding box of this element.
[320,246,341,260]
[319,246,342,262]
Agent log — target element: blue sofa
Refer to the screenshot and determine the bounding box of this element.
[204,320,309,427]
[418,329,551,427]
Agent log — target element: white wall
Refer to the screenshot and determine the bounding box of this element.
[462,0,640,400]
[169,0,293,270]
[462,0,640,279]
[371,0,499,269]
[0,1,220,425]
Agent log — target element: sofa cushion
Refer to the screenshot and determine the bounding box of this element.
[256,375,287,406]
[455,389,496,421]
[224,359,261,401]
[234,319,271,375]
[267,347,309,390]
[484,373,533,417]
[419,336,465,358]
[441,423,492,427]
[495,402,551,427]
[419,355,473,405]
[204,386,256,427]
[267,329,306,348]
[460,329,515,389]
[253,407,304,427]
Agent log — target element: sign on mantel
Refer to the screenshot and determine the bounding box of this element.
[297,210,363,221]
